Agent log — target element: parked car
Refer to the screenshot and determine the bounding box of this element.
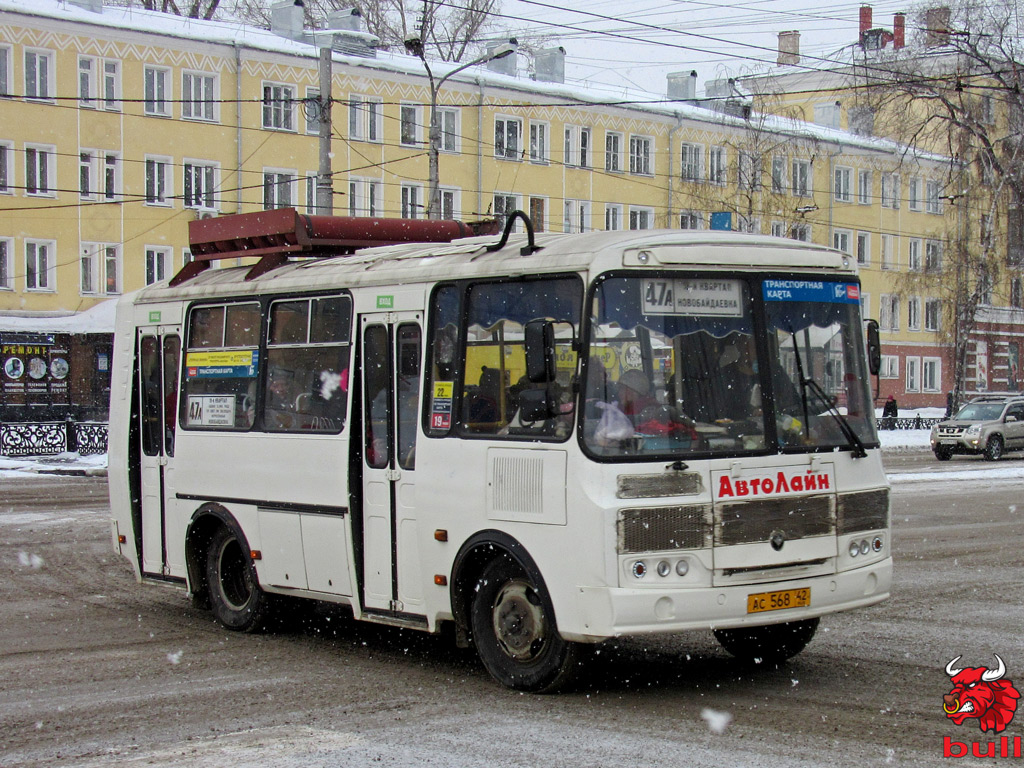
[929,395,1024,461]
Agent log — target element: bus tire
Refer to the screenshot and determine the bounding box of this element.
[470,554,580,693]
[714,617,819,665]
[206,524,272,633]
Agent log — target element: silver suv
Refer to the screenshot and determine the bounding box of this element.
[930,395,1024,461]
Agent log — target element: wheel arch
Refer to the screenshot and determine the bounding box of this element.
[184,503,249,609]
[450,530,548,648]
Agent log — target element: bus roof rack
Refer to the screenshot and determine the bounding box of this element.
[172,207,500,286]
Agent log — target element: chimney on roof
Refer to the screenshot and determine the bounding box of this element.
[860,5,873,38]
[777,30,800,65]
[485,40,518,77]
[893,12,906,49]
[925,6,951,47]
[271,0,306,42]
[534,47,566,84]
[69,0,103,12]
[667,70,698,102]
[326,7,362,32]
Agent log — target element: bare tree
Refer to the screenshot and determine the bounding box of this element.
[106,0,222,19]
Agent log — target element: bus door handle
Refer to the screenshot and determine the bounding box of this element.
[385,469,402,482]
[159,456,169,467]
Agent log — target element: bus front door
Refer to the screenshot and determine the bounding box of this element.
[137,330,181,577]
[359,315,424,615]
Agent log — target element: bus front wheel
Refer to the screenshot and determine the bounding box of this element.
[206,525,272,632]
[470,555,580,692]
[714,617,819,665]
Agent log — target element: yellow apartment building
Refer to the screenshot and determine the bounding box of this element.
[0,0,959,419]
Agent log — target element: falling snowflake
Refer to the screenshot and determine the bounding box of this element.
[167,650,183,665]
[701,707,733,735]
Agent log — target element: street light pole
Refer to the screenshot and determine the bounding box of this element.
[405,38,516,219]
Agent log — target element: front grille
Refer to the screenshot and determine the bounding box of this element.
[937,426,964,437]
[617,505,711,553]
[837,489,890,534]
[716,494,833,546]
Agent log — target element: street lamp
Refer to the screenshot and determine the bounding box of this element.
[405,38,517,219]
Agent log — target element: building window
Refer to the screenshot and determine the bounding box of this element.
[907,297,920,330]
[262,83,295,130]
[738,151,759,190]
[923,358,941,392]
[925,298,941,331]
[528,196,546,231]
[439,108,458,153]
[880,354,899,379]
[25,50,53,101]
[908,238,922,271]
[184,161,218,209]
[400,103,420,146]
[880,294,900,331]
[145,246,170,286]
[25,145,54,196]
[494,117,522,160]
[908,177,921,211]
[0,142,11,194]
[791,159,810,196]
[263,170,295,209]
[564,126,591,168]
[102,60,120,111]
[834,166,852,202]
[401,183,423,218]
[0,239,11,290]
[881,234,896,270]
[144,66,171,116]
[680,143,702,182]
[103,153,119,200]
[833,229,852,255]
[529,121,548,163]
[440,187,458,220]
[856,231,870,265]
[771,221,785,238]
[25,240,56,291]
[858,170,871,204]
[493,193,518,228]
[925,239,942,272]
[978,270,993,305]
[629,206,654,230]
[605,131,623,172]
[347,177,382,217]
[790,223,810,241]
[1011,277,1023,309]
[78,56,95,107]
[348,95,381,142]
[906,357,920,392]
[304,87,321,134]
[79,151,94,199]
[771,155,786,192]
[605,203,623,231]
[680,210,702,229]
[304,172,316,214]
[81,243,119,295]
[708,146,726,185]
[629,135,652,176]
[145,157,171,205]
[563,199,590,233]
[926,180,943,214]
[881,173,900,209]
[0,46,9,99]
[860,292,870,319]
[182,72,216,121]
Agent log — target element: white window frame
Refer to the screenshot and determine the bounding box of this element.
[881,233,896,270]
[905,356,921,393]
[102,152,120,201]
[629,206,654,230]
[832,228,852,255]
[144,65,172,117]
[529,120,548,164]
[738,151,759,191]
[348,95,381,142]
[80,242,120,295]
[880,294,900,331]
[184,160,219,210]
[304,171,317,214]
[493,193,519,228]
[857,169,871,204]
[401,182,423,219]
[78,55,96,108]
[605,203,623,231]
[791,159,810,196]
[564,125,591,168]
[304,87,321,135]
[770,155,786,192]
[182,71,217,121]
[908,238,922,271]
[925,179,943,214]
[880,354,899,379]
[494,116,522,160]
[771,220,785,238]
[860,292,870,320]
[24,49,54,101]
[907,176,921,211]
[262,82,296,131]
[925,239,942,272]
[102,59,121,111]
[0,141,11,194]
[680,142,703,182]
[145,155,172,206]
[680,210,703,230]
[25,239,56,292]
[925,298,941,332]
[856,231,870,265]
[439,186,460,221]
[145,245,171,286]
[833,166,852,202]
[563,199,591,233]
[400,102,420,147]
[0,45,9,101]
[881,172,900,209]
[439,107,459,153]
[79,150,95,200]
[790,223,810,241]
[629,135,653,176]
[25,144,55,197]
[923,357,941,392]
[347,176,382,218]
[907,296,921,330]
[263,168,295,209]
[0,238,11,290]
[708,146,727,186]
[605,131,623,173]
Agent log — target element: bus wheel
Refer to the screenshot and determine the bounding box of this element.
[714,617,819,665]
[470,555,580,693]
[206,525,271,632]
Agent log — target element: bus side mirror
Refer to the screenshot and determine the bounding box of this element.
[525,320,556,383]
[865,319,881,376]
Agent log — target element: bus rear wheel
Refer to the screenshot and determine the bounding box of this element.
[206,525,272,632]
[470,555,580,692]
[714,617,819,665]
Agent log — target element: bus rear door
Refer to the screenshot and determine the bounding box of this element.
[359,313,424,616]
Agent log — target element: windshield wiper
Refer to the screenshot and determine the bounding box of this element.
[789,334,867,459]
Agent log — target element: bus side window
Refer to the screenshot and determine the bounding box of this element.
[424,284,461,437]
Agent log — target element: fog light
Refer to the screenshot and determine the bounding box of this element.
[860,539,870,556]
[632,560,647,578]
[872,536,883,552]
[656,560,671,577]
[675,559,689,577]
[849,540,860,557]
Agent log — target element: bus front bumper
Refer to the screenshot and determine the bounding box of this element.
[566,558,892,642]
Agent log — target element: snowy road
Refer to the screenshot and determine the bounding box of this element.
[0,459,1021,767]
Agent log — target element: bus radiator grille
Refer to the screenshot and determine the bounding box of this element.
[716,494,833,546]
[836,489,889,534]
[617,505,711,553]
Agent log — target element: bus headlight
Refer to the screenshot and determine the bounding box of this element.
[632,561,647,579]
[675,559,689,577]
[656,560,671,577]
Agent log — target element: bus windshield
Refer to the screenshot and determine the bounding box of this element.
[582,275,877,457]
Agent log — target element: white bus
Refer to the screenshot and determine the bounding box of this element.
[109,209,891,692]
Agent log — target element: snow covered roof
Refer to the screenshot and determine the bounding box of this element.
[0,300,117,334]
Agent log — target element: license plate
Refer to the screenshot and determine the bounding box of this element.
[747,588,811,614]
[941,439,958,445]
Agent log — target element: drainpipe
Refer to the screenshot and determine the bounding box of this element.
[234,43,244,217]
[476,77,485,217]
[668,113,684,227]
